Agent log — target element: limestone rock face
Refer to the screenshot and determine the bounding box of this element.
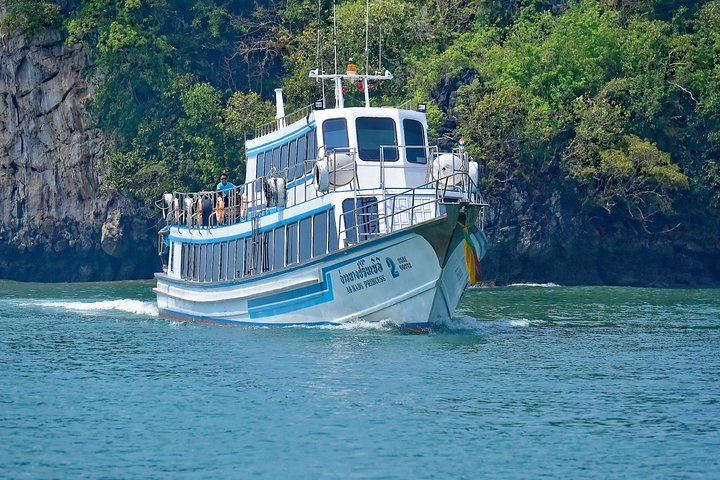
[0,25,156,281]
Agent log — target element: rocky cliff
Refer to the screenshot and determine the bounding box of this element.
[0,24,157,282]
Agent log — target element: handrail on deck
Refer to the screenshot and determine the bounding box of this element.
[337,172,486,247]
[255,103,315,138]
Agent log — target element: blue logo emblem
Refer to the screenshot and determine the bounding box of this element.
[386,257,400,278]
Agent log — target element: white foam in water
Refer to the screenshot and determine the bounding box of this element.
[509,319,530,327]
[439,315,531,331]
[508,282,561,288]
[37,299,158,317]
[291,318,398,331]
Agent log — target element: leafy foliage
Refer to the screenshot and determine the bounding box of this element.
[1,0,61,36]
[36,0,718,234]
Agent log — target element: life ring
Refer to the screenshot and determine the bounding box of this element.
[313,159,329,193]
[239,194,248,220]
[215,195,225,224]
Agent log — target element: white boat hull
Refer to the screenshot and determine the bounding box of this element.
[155,204,486,331]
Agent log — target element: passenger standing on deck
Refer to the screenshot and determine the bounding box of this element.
[158,224,171,271]
[216,173,238,223]
[216,174,236,195]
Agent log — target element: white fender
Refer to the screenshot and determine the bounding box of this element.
[215,195,225,224]
[184,197,194,227]
[264,178,278,207]
[240,194,248,219]
[276,178,287,208]
[173,197,181,224]
[313,159,330,193]
[467,160,480,195]
[163,193,173,209]
[328,152,355,187]
[432,153,466,187]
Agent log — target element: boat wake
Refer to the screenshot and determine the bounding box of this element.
[507,282,561,288]
[289,318,399,331]
[36,299,159,317]
[434,315,531,332]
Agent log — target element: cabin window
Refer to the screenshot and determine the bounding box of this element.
[169,242,174,273]
[198,244,206,282]
[307,131,317,173]
[187,244,194,280]
[194,244,202,281]
[342,197,379,243]
[288,140,297,181]
[403,119,427,164]
[211,243,219,281]
[204,244,210,281]
[235,238,245,278]
[328,209,339,252]
[280,144,288,176]
[299,217,312,262]
[254,234,263,274]
[226,241,235,280]
[256,153,264,179]
[274,227,285,269]
[181,243,187,279]
[356,117,398,161]
[203,244,210,282]
[262,231,272,272]
[264,149,273,177]
[313,211,328,258]
[323,119,348,153]
[296,136,306,179]
[286,222,298,265]
[218,242,227,280]
[243,237,254,276]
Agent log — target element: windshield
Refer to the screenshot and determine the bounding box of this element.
[356,117,398,161]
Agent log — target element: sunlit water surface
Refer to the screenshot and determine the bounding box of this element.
[1,281,718,478]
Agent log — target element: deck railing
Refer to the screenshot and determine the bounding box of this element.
[255,104,315,138]
[336,173,486,247]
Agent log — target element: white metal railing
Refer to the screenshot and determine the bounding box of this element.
[255,104,314,138]
[337,172,486,247]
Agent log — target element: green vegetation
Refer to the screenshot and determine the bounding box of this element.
[7,0,718,235]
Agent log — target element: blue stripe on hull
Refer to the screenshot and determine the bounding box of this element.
[245,235,415,319]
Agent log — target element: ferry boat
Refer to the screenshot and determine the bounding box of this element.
[153,65,488,331]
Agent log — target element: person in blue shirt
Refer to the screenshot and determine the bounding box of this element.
[216,173,242,222]
[216,173,236,193]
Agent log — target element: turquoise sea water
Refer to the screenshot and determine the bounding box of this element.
[1,280,718,479]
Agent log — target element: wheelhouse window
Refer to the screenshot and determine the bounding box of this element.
[322,119,349,153]
[356,117,398,161]
[403,119,427,164]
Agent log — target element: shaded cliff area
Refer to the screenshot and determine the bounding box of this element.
[0,28,157,282]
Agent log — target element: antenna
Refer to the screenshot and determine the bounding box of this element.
[316,0,325,105]
[308,0,392,110]
[364,0,370,76]
[378,24,382,72]
[332,0,338,77]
